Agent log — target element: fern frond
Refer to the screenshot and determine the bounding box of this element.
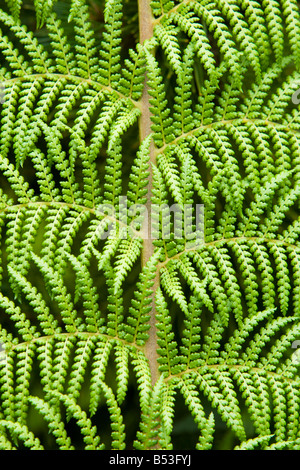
[99,0,123,88]
[0,420,43,449]
[29,396,74,450]
[0,0,300,452]
[144,48,175,147]
[31,253,79,333]
[52,392,103,450]
[155,288,181,375]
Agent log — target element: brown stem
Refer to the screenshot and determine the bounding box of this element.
[138,0,159,386]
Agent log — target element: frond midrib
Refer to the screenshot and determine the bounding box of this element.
[165,363,300,386]
[159,236,300,269]
[5,330,144,355]
[154,117,300,156]
[0,72,142,110]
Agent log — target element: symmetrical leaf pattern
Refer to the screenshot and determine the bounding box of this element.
[0,0,299,450]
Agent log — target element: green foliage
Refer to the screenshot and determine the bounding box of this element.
[0,0,300,450]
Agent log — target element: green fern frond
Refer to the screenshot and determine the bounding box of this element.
[0,0,300,452]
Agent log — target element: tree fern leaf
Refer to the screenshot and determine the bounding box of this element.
[52,392,103,450]
[192,1,243,83]
[0,349,15,422]
[144,48,175,146]
[262,72,300,122]
[216,0,261,79]
[286,383,300,441]
[42,124,80,204]
[103,139,123,207]
[0,34,30,76]
[54,208,90,276]
[268,376,287,441]
[258,321,300,371]
[179,375,214,448]
[237,0,270,70]
[134,376,166,450]
[13,78,45,166]
[169,6,216,76]
[31,253,79,333]
[0,10,51,73]
[207,244,244,325]
[196,369,246,442]
[36,338,54,395]
[234,369,271,436]
[221,308,274,364]
[40,205,69,266]
[0,156,34,203]
[281,0,300,69]
[173,42,196,134]
[105,265,124,337]
[127,135,150,208]
[93,231,123,272]
[69,86,106,145]
[47,13,76,74]
[155,288,181,375]
[51,80,89,132]
[17,77,66,164]
[234,434,273,450]
[260,185,300,238]
[114,344,129,406]
[68,254,102,332]
[240,58,289,119]
[248,241,276,310]
[228,241,259,316]
[176,255,213,311]
[160,262,189,315]
[97,379,126,450]
[268,243,290,315]
[154,22,182,77]
[151,0,175,17]
[113,237,143,294]
[0,293,35,342]
[14,343,35,424]
[7,267,59,336]
[69,0,98,79]
[0,0,300,451]
[242,122,275,185]
[0,82,20,158]
[89,339,113,417]
[108,103,141,154]
[67,336,95,403]
[99,0,123,88]
[28,149,59,202]
[0,420,43,449]
[288,247,300,316]
[119,45,146,101]
[88,95,124,163]
[78,216,116,268]
[130,349,152,414]
[4,0,22,19]
[50,336,76,402]
[241,315,293,368]
[29,396,74,449]
[157,150,183,205]
[8,205,47,291]
[237,171,290,237]
[193,249,230,325]
[125,249,161,345]
[180,295,202,369]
